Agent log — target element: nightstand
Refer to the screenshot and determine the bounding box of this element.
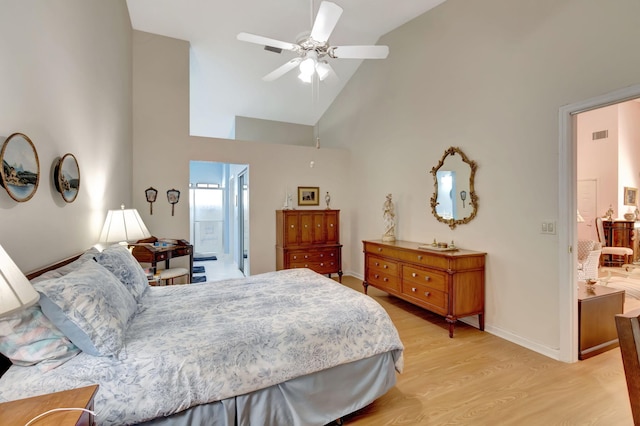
[0,384,98,425]
[578,283,625,360]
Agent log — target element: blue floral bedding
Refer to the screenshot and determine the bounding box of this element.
[0,269,404,425]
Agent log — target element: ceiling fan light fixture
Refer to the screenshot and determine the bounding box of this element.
[298,72,313,83]
[316,62,331,81]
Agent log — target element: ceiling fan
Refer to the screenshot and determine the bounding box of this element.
[237,1,389,83]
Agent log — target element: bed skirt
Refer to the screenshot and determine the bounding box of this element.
[140,351,398,426]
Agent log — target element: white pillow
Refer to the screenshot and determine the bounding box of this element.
[30,246,100,284]
[35,261,137,357]
[96,244,149,303]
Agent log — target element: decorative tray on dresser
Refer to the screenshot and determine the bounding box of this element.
[363,239,486,337]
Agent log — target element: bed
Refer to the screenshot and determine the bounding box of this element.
[0,245,404,425]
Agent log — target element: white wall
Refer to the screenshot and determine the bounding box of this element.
[235,116,314,147]
[319,0,640,356]
[132,31,352,275]
[0,0,132,272]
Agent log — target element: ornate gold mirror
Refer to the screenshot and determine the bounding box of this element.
[430,146,478,229]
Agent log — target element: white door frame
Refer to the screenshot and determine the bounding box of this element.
[559,84,640,362]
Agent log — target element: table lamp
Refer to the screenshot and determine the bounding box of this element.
[99,204,152,243]
[0,244,39,317]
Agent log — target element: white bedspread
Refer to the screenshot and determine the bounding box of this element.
[0,269,404,425]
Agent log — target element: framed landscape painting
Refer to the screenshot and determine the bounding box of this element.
[0,133,40,202]
[54,153,80,203]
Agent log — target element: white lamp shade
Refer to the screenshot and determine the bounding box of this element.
[0,244,39,317]
[99,207,151,243]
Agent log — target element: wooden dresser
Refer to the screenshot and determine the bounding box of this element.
[602,219,638,265]
[276,209,343,281]
[363,240,486,337]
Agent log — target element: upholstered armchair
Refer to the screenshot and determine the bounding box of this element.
[577,240,602,281]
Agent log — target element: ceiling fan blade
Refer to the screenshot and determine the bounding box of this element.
[237,32,298,52]
[331,45,389,59]
[310,1,343,43]
[263,58,302,82]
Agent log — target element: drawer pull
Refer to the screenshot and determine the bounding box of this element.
[290,225,295,228]
[378,248,382,252]
[293,255,297,259]
[424,276,430,281]
[418,255,423,260]
[317,224,321,227]
[320,263,324,266]
[412,272,417,278]
[304,255,309,259]
[320,254,324,258]
[411,287,417,292]
[383,277,389,282]
[383,265,388,269]
[425,291,431,297]
[375,262,380,267]
[304,224,308,228]
[330,224,334,227]
[374,274,380,279]
[304,264,309,267]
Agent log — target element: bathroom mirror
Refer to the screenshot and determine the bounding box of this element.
[430,146,478,229]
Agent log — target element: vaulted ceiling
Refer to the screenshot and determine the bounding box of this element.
[126,0,446,139]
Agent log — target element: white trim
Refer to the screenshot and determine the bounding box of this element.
[559,84,640,362]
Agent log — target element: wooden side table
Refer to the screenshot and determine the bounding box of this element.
[0,385,98,425]
[578,283,625,360]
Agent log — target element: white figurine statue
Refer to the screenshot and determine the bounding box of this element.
[325,191,331,209]
[382,193,396,242]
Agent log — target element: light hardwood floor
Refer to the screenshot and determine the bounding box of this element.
[336,275,633,425]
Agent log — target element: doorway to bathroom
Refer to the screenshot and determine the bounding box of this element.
[189,161,249,281]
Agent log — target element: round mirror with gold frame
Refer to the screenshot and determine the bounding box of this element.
[430,146,478,229]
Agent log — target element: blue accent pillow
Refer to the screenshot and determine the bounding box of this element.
[34,261,137,357]
[96,244,149,303]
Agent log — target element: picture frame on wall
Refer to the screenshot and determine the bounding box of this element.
[624,187,638,206]
[54,153,80,203]
[298,186,319,206]
[0,132,40,202]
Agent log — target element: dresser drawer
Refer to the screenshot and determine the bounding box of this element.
[367,255,398,275]
[289,248,339,263]
[366,255,399,292]
[401,281,447,312]
[402,265,446,292]
[364,242,402,260]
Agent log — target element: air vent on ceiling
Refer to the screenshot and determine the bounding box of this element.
[264,45,282,54]
[592,130,608,140]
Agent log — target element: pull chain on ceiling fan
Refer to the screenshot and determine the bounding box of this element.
[237,0,389,83]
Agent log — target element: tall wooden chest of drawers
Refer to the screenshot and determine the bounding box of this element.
[276,210,343,281]
[363,240,486,337]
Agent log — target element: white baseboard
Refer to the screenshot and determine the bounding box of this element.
[343,271,562,361]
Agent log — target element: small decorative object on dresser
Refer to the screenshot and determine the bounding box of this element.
[275,209,342,281]
[54,153,80,203]
[325,191,331,209]
[382,193,396,242]
[0,132,39,202]
[363,239,486,337]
